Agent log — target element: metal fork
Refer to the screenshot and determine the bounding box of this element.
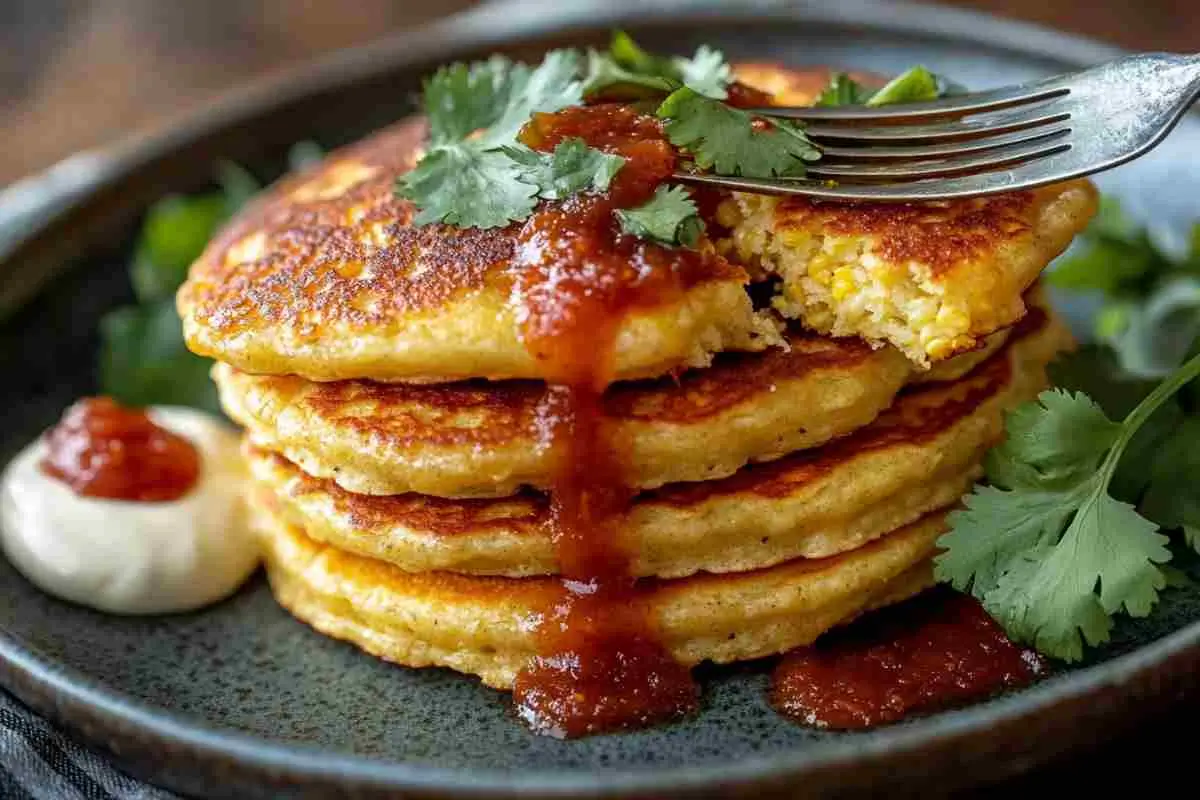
[674,53,1200,202]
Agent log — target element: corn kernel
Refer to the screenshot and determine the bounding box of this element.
[935,305,970,331]
[925,337,954,360]
[830,268,857,301]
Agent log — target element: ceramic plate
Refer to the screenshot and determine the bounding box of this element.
[1,2,1198,797]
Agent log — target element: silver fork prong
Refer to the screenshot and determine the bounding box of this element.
[805,137,1071,182]
[818,125,1071,161]
[669,53,1200,203]
[752,83,1068,123]
[805,108,1070,143]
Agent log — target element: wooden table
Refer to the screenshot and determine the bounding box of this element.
[1,0,1197,795]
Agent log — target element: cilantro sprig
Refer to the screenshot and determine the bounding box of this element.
[936,354,1200,661]
[615,186,704,247]
[657,88,820,178]
[398,34,957,239]
[937,202,1200,662]
[584,31,732,100]
[397,50,610,229]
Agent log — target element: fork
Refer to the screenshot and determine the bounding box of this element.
[674,53,1200,202]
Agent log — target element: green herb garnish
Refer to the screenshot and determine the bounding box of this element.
[397,50,627,229]
[656,87,820,178]
[936,202,1200,661]
[585,31,732,100]
[817,65,943,107]
[504,138,626,201]
[615,185,704,247]
[1049,198,1200,377]
[100,163,265,412]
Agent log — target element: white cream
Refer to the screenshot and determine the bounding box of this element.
[0,406,259,614]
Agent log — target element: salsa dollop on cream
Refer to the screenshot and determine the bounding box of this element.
[0,397,258,614]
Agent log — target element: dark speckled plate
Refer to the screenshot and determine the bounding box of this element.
[1,2,1199,797]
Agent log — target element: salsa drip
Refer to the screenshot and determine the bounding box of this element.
[40,397,200,502]
[508,104,721,736]
[771,589,1042,730]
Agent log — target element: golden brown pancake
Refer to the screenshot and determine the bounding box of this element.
[216,318,1010,499]
[719,182,1097,367]
[724,64,1098,368]
[178,64,1090,383]
[244,300,1071,579]
[254,495,947,690]
[176,116,778,384]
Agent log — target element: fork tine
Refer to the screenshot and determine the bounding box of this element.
[751,83,1069,123]
[671,158,1068,202]
[805,137,1071,182]
[818,125,1072,161]
[805,109,1070,143]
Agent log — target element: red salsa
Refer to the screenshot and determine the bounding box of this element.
[509,104,713,736]
[40,397,200,502]
[771,589,1042,730]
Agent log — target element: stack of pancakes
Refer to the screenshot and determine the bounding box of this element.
[178,65,1095,692]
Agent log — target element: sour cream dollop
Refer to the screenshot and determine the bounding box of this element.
[0,404,259,614]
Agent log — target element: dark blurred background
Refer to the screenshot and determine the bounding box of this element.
[1,0,1195,185]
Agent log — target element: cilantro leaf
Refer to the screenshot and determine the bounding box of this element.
[615,185,704,247]
[936,352,1200,662]
[583,49,678,101]
[1048,198,1168,295]
[1001,490,1168,660]
[609,30,676,78]
[1140,415,1200,550]
[1047,346,1186,502]
[865,65,939,106]
[657,88,820,178]
[817,66,943,107]
[419,52,583,147]
[504,138,625,200]
[400,145,537,229]
[588,32,730,100]
[484,49,583,146]
[938,485,1074,594]
[99,301,220,414]
[422,56,516,146]
[988,390,1121,483]
[672,44,731,100]
[129,194,228,303]
[103,160,262,412]
[817,73,872,107]
[400,50,589,229]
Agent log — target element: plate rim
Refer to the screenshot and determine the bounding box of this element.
[0,1,1194,797]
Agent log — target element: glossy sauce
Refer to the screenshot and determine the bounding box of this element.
[509,104,712,736]
[771,589,1042,730]
[40,397,200,502]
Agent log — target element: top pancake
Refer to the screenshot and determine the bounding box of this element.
[178,63,1093,383]
[176,111,775,385]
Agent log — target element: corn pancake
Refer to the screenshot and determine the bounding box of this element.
[718,181,1095,368]
[176,114,778,385]
[244,301,1070,579]
[254,494,946,690]
[723,64,1098,367]
[178,63,1089,384]
[216,316,1011,499]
